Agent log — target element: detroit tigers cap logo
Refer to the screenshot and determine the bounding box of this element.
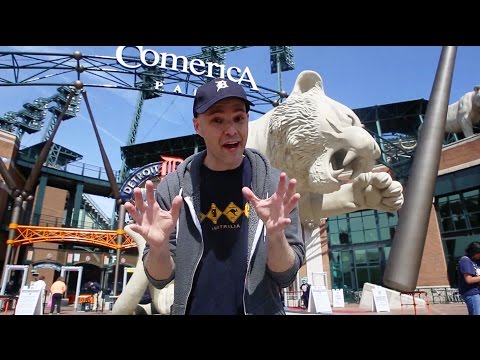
[215,80,230,92]
[193,77,254,116]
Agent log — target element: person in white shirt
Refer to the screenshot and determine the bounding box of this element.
[32,275,47,313]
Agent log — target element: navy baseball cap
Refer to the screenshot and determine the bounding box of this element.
[193,77,254,117]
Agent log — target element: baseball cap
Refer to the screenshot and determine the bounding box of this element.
[193,77,254,117]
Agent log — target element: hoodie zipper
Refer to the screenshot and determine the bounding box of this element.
[243,219,265,314]
[183,195,204,313]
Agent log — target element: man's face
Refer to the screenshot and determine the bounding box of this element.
[193,98,249,171]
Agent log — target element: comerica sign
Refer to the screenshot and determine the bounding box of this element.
[116,46,258,91]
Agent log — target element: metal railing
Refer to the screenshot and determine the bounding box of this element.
[342,289,363,304]
[30,213,110,230]
[283,290,303,308]
[63,161,121,182]
[17,151,121,183]
[415,287,464,304]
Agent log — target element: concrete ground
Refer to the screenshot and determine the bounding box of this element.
[285,302,469,315]
[1,302,469,315]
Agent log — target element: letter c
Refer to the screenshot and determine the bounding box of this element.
[116,46,141,69]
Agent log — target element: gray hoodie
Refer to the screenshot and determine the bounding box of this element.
[143,148,305,315]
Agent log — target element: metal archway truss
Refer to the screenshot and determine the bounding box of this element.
[10,225,135,250]
[0,50,285,112]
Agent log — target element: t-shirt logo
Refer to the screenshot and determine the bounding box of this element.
[201,202,250,225]
[206,203,222,224]
[224,202,243,223]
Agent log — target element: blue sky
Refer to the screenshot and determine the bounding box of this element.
[1,46,479,215]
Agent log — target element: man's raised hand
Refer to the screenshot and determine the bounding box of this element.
[124,180,183,250]
[242,172,300,237]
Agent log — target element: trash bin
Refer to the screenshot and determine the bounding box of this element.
[81,302,91,312]
[77,295,93,311]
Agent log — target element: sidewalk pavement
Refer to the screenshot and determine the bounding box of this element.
[285,302,469,315]
[1,302,469,315]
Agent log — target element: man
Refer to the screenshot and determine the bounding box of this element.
[125,77,305,315]
[32,275,47,313]
[300,280,311,309]
[86,281,101,294]
[86,281,102,311]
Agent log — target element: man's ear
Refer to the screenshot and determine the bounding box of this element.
[193,117,201,136]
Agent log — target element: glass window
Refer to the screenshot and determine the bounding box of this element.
[388,213,398,226]
[438,197,449,217]
[364,229,379,242]
[341,251,350,271]
[343,270,352,289]
[350,217,363,231]
[379,227,391,241]
[366,248,380,263]
[356,268,369,289]
[442,218,454,232]
[453,215,467,230]
[363,215,376,229]
[369,267,382,285]
[329,233,340,246]
[449,194,460,201]
[332,270,343,288]
[338,219,348,233]
[451,235,480,260]
[354,249,367,265]
[351,230,365,244]
[384,246,391,260]
[339,232,350,244]
[378,213,389,227]
[437,188,480,235]
[449,195,463,216]
[463,189,479,198]
[331,251,341,265]
[465,197,479,213]
[444,238,455,258]
[328,220,339,233]
[470,213,480,228]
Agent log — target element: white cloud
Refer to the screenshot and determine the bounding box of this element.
[97,124,125,146]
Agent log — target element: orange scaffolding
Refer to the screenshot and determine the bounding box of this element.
[10,225,135,250]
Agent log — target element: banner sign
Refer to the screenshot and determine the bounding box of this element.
[120,156,183,202]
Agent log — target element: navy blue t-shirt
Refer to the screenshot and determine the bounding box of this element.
[187,157,251,315]
[458,255,480,296]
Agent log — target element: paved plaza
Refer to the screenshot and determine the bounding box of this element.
[0,302,469,316]
[285,302,468,315]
